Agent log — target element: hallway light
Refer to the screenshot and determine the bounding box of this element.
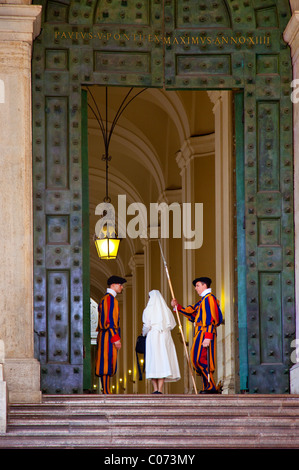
[119,378,126,391]
[128,369,135,384]
[86,86,146,261]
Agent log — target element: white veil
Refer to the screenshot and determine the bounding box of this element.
[142,290,176,332]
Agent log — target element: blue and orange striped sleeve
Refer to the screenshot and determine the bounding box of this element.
[202,295,223,339]
[177,302,199,323]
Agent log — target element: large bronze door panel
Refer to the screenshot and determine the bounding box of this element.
[32,0,164,394]
[163,0,295,393]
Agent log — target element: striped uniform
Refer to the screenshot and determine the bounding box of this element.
[95,292,120,394]
[178,293,223,392]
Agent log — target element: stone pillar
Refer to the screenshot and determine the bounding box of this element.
[143,238,161,295]
[155,189,184,394]
[156,189,182,299]
[176,142,197,394]
[176,137,207,305]
[122,275,133,394]
[283,7,299,393]
[129,254,145,393]
[0,341,7,433]
[176,134,215,393]
[0,3,42,403]
[207,91,235,394]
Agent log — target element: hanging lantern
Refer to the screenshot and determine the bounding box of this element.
[94,223,120,260]
[87,86,146,260]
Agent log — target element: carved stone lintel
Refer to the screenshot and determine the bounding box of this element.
[0,5,42,44]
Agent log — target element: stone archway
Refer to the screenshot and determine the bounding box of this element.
[0,0,296,401]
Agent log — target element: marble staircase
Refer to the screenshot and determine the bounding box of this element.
[1,394,299,449]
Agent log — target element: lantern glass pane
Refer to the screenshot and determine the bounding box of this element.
[95,237,120,259]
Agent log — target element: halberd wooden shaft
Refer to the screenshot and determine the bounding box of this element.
[158,240,198,395]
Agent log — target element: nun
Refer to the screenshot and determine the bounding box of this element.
[142,290,181,394]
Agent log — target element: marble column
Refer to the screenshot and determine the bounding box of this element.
[283,4,299,393]
[128,253,145,393]
[176,134,215,394]
[0,341,7,432]
[155,189,184,394]
[122,275,133,394]
[207,91,235,394]
[0,3,42,403]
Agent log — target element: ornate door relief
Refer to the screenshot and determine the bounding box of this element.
[284,6,299,392]
[163,0,295,393]
[32,0,295,394]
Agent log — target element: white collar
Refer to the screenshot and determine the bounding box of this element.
[201,288,211,298]
[107,287,117,297]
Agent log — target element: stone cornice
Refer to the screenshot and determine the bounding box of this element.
[284,11,299,65]
[207,90,223,106]
[128,253,144,271]
[0,4,42,43]
[176,134,215,171]
[157,188,182,205]
[290,0,299,13]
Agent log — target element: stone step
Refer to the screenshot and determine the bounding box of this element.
[1,432,299,449]
[2,394,299,449]
[7,410,299,427]
[40,394,299,409]
[8,402,299,415]
[42,394,299,409]
[8,395,299,418]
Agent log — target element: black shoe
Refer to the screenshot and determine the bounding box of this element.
[200,389,219,394]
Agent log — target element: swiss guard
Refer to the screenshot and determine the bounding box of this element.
[171,277,223,394]
[95,275,126,394]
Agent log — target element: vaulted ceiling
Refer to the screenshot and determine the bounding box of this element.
[86,87,215,301]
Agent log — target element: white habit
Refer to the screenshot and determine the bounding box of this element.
[142,290,181,382]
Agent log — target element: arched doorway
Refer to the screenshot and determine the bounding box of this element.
[32,0,295,395]
[85,85,228,394]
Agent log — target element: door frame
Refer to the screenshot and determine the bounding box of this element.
[31,0,295,394]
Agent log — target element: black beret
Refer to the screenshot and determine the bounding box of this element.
[107,275,127,286]
[192,277,212,287]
